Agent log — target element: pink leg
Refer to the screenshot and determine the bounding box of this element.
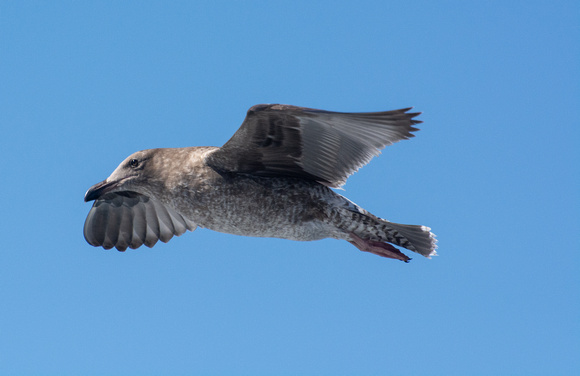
[348,233,411,263]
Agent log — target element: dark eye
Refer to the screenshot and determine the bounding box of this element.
[129,159,139,168]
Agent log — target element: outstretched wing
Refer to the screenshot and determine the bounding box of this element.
[83,192,197,251]
[206,104,422,188]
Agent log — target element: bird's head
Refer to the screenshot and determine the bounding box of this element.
[84,149,160,202]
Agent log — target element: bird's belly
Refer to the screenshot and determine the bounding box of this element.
[202,216,331,241]
[173,176,342,241]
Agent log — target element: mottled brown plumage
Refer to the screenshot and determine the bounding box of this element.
[84,104,437,262]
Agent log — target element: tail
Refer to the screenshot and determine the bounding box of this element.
[377,220,438,258]
[335,197,437,260]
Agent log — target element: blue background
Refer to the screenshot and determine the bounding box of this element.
[1,1,578,375]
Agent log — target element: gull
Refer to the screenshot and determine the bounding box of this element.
[84,104,437,262]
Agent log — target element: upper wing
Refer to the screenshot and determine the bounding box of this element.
[205,104,422,188]
[83,192,197,251]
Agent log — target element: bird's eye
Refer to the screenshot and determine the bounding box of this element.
[129,159,139,168]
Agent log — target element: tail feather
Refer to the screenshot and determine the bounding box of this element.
[336,198,437,259]
[379,220,438,258]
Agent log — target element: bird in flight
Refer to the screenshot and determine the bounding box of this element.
[84,104,437,262]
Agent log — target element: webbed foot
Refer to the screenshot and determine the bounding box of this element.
[348,233,411,262]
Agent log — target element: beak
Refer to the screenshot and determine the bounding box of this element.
[84,179,120,202]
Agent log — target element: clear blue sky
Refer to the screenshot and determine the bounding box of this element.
[1,1,578,375]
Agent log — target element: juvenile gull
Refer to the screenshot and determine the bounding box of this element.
[84,104,437,262]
